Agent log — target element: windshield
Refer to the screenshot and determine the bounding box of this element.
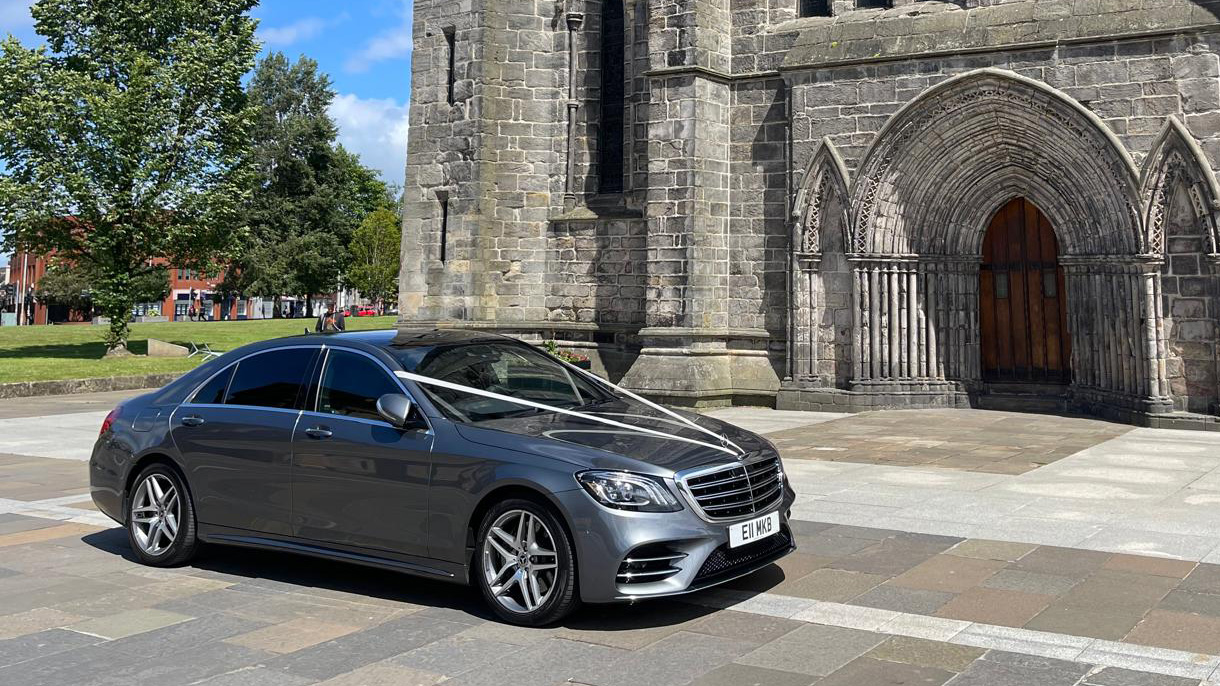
[397,341,615,423]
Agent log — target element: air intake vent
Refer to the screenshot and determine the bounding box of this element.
[616,543,686,585]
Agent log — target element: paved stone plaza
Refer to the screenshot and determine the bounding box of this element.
[4,392,1220,684]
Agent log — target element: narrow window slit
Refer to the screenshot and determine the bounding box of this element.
[444,27,456,105]
[598,0,625,194]
[437,192,450,263]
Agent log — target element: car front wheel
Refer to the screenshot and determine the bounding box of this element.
[475,499,579,626]
[126,464,198,566]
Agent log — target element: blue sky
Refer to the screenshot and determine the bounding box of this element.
[0,0,414,267]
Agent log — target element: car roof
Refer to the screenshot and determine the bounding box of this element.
[319,328,514,349]
[215,328,520,369]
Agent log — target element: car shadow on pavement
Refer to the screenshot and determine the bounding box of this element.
[82,527,784,630]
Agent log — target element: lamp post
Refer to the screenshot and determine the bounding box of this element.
[17,252,28,326]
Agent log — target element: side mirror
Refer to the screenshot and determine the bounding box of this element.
[376,393,416,429]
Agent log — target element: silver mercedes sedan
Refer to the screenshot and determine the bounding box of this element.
[90,328,796,625]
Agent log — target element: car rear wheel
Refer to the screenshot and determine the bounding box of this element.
[475,499,579,626]
[127,464,198,566]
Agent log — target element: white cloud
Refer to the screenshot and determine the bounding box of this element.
[344,2,413,73]
[329,93,409,186]
[259,17,326,47]
[258,12,349,49]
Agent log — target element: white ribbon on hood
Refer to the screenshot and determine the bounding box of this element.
[394,369,743,458]
[559,360,747,455]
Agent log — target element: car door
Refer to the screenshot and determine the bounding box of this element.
[291,348,434,557]
[171,346,319,536]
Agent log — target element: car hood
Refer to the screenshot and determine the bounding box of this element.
[452,399,773,474]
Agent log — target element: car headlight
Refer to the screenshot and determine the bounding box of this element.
[576,471,682,512]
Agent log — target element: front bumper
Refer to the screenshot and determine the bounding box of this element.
[556,480,797,603]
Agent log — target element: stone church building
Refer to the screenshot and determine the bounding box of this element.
[398,0,1220,425]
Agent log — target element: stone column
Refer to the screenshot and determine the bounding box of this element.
[849,255,977,405]
[788,253,821,384]
[562,11,584,213]
[617,0,779,405]
[1062,256,1174,416]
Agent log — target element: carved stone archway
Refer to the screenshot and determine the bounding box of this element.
[1140,117,1220,414]
[1140,117,1220,257]
[788,138,851,385]
[839,69,1168,413]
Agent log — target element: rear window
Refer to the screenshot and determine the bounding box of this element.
[225,348,317,409]
[191,366,234,405]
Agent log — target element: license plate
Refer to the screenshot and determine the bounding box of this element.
[728,511,780,548]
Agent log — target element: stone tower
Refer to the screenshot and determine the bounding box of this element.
[401,0,1220,424]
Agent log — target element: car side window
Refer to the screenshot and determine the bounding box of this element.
[225,348,317,410]
[318,350,402,422]
[191,365,234,405]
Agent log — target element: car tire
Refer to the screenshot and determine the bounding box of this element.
[126,463,199,567]
[475,498,579,626]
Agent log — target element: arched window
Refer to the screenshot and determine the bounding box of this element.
[598,0,625,194]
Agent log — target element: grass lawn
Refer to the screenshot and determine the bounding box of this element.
[0,316,399,384]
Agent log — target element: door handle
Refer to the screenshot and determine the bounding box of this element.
[180,415,205,427]
[305,427,333,439]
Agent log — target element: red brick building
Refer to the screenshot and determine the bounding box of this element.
[4,252,261,325]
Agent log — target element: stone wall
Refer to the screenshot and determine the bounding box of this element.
[730,77,789,334]
[787,37,1220,189]
[545,218,648,325]
[400,0,567,324]
[400,0,1220,416]
[1163,185,1220,413]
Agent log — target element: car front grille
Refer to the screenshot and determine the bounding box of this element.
[694,525,792,584]
[677,453,784,521]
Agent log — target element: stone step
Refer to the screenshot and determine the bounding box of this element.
[977,382,1071,414]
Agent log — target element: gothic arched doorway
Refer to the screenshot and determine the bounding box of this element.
[979,198,1070,384]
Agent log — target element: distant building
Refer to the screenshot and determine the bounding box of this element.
[5,252,263,325]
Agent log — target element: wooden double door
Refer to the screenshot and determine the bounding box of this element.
[979,198,1071,383]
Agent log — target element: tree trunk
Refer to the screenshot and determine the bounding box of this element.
[272,294,281,318]
[305,295,314,319]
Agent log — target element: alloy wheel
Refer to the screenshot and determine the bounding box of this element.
[130,473,180,556]
[481,509,560,614]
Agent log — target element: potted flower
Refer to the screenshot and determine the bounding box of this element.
[543,339,591,369]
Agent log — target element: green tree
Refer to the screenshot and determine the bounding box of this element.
[234,54,388,319]
[346,208,401,310]
[0,0,257,352]
[331,145,393,240]
[37,262,169,314]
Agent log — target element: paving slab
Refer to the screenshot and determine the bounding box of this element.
[66,608,191,640]
[686,662,816,686]
[0,628,100,668]
[866,635,985,672]
[1125,610,1220,655]
[318,660,444,685]
[735,624,887,676]
[946,649,1093,686]
[934,587,1053,627]
[1083,666,1203,686]
[390,635,524,676]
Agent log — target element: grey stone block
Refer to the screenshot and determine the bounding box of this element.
[735,624,886,676]
[267,616,469,681]
[0,629,99,669]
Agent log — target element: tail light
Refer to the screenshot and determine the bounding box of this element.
[99,407,121,436]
